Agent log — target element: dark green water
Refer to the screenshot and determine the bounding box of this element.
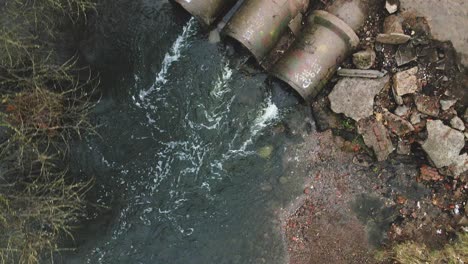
[65,1,313,263]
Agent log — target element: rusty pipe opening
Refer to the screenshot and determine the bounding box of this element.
[271,0,368,101]
[222,0,310,66]
[173,0,240,27]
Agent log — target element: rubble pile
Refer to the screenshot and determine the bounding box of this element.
[316,1,467,180]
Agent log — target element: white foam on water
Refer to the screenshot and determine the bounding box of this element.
[227,96,280,156]
[210,60,233,99]
[138,18,197,103]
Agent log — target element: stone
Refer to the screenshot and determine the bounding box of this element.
[383,109,415,136]
[394,105,409,116]
[464,108,468,123]
[392,86,404,105]
[396,42,417,66]
[257,145,274,159]
[450,116,465,131]
[419,165,443,181]
[279,176,288,184]
[329,76,390,122]
[393,67,419,96]
[376,33,411,45]
[357,117,395,161]
[440,99,457,111]
[397,140,411,155]
[410,112,421,125]
[337,69,387,79]
[415,95,440,117]
[386,0,399,14]
[422,120,467,176]
[208,29,221,43]
[377,15,411,45]
[352,49,376,70]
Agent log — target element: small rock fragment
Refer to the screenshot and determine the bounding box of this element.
[377,33,411,45]
[385,0,399,14]
[392,86,404,105]
[440,99,457,111]
[410,112,421,125]
[353,49,376,70]
[394,105,409,116]
[329,76,390,122]
[415,95,440,117]
[383,109,415,136]
[422,120,467,176]
[357,117,395,161]
[420,165,443,181]
[450,116,465,131]
[464,108,468,123]
[377,15,410,44]
[396,42,417,66]
[397,140,411,155]
[208,29,221,43]
[393,67,419,96]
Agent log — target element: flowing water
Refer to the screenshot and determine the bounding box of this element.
[64,1,313,263]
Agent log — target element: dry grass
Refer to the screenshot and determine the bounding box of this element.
[0,0,97,263]
[376,233,468,264]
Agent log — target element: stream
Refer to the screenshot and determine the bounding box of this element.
[63,1,313,263]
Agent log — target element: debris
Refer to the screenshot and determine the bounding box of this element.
[329,76,390,121]
[422,120,466,175]
[440,99,457,111]
[337,69,387,78]
[394,105,409,117]
[385,0,399,14]
[208,29,221,43]
[383,109,415,136]
[393,67,419,96]
[392,86,404,105]
[352,154,373,167]
[357,117,395,161]
[420,165,443,181]
[396,195,407,204]
[377,15,411,44]
[464,108,468,123]
[450,116,465,131]
[410,112,421,125]
[415,95,440,117]
[397,140,411,155]
[396,42,417,66]
[311,97,342,131]
[352,49,376,70]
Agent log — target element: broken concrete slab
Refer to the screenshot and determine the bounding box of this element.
[422,120,466,175]
[440,99,457,111]
[415,95,440,117]
[450,116,465,131]
[400,0,468,66]
[357,117,395,161]
[393,67,419,96]
[329,76,390,122]
[353,49,376,70]
[383,109,415,136]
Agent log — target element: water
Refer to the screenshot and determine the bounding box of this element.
[64,1,313,263]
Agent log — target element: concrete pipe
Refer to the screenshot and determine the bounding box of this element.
[223,0,310,64]
[174,0,239,26]
[271,0,369,100]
